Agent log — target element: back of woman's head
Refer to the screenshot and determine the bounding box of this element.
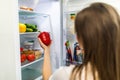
[71,2,120,80]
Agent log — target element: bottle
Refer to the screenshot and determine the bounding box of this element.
[73,42,78,62]
[73,42,83,65]
[70,13,76,21]
[65,40,73,66]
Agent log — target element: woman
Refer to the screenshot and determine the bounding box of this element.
[38,2,120,80]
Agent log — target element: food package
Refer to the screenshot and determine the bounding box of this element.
[34,50,42,59]
[23,50,34,56]
[20,6,33,11]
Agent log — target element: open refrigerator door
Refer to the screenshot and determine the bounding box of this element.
[61,0,120,66]
[61,0,86,66]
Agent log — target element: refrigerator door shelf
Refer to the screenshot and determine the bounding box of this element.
[63,10,78,15]
[64,59,83,66]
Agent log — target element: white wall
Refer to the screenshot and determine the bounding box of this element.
[0,0,21,80]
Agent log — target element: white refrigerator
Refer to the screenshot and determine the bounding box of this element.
[0,0,120,80]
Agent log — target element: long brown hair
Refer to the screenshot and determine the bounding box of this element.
[70,2,120,80]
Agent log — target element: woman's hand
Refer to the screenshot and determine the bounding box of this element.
[38,38,52,51]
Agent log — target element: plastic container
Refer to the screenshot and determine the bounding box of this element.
[24,40,34,50]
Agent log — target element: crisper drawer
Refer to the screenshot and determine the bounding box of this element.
[22,60,43,80]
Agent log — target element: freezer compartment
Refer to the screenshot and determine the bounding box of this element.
[22,60,43,80]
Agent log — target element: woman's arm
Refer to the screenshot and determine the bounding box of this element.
[43,49,52,80]
[38,38,52,80]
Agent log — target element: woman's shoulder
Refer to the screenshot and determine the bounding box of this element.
[49,65,75,80]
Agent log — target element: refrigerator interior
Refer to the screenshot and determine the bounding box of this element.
[19,11,48,80]
[18,0,60,80]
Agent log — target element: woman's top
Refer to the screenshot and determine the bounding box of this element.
[49,63,99,80]
[49,65,74,80]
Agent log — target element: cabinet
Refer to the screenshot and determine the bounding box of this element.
[19,10,52,80]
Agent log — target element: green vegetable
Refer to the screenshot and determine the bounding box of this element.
[30,24,36,29]
[33,28,38,32]
[26,28,33,32]
[35,25,37,28]
[25,24,31,28]
[25,24,37,29]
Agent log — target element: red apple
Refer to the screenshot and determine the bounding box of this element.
[27,54,35,62]
[20,47,24,52]
[21,54,26,63]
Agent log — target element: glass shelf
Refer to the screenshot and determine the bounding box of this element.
[20,32,39,36]
[20,32,40,38]
[19,9,49,16]
[19,9,49,21]
[20,32,40,35]
[35,76,43,80]
[21,56,44,69]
